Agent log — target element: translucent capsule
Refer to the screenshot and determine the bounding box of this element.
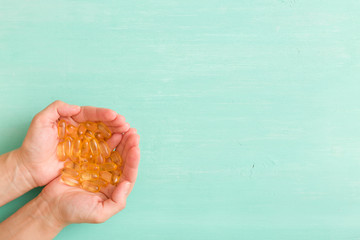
[84,130,95,140]
[72,139,82,157]
[63,137,73,157]
[100,171,112,183]
[74,163,82,171]
[97,122,112,139]
[57,142,66,161]
[66,124,77,138]
[81,181,100,193]
[95,132,104,140]
[112,175,121,185]
[98,140,111,158]
[61,175,80,187]
[112,168,122,176]
[81,163,100,171]
[64,160,75,169]
[80,140,90,158]
[91,178,108,187]
[110,151,123,166]
[96,154,105,164]
[100,162,117,171]
[89,138,99,156]
[80,171,99,181]
[62,168,80,179]
[58,120,66,139]
[78,124,86,136]
[85,122,98,132]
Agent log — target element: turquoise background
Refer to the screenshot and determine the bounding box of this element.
[1,0,360,239]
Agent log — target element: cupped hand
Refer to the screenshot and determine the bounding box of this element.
[39,129,140,224]
[19,100,130,187]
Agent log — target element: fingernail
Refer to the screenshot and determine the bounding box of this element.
[122,182,131,196]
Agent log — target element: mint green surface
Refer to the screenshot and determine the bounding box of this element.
[1,1,360,239]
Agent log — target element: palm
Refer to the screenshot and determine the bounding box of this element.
[20,103,130,186]
[41,128,140,223]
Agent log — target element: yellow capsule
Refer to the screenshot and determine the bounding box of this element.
[62,167,80,179]
[91,178,108,187]
[98,140,111,158]
[89,138,99,156]
[85,122,98,132]
[97,122,112,139]
[74,163,82,171]
[58,120,66,139]
[81,181,100,193]
[80,171,99,181]
[110,151,123,166]
[64,137,73,157]
[57,142,67,161]
[84,130,95,140]
[81,163,99,171]
[112,175,121,185]
[64,160,75,169]
[71,139,82,157]
[66,124,77,138]
[61,175,80,187]
[100,171,113,183]
[112,168,122,176]
[95,132,104,140]
[100,162,117,171]
[78,123,86,136]
[96,154,105,164]
[80,140,90,158]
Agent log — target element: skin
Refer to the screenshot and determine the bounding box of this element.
[0,100,140,239]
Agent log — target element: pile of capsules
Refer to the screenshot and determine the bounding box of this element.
[57,120,122,193]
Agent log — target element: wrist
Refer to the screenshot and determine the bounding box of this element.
[15,147,39,188]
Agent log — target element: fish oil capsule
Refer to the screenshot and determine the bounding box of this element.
[61,175,80,187]
[97,122,112,139]
[84,130,95,140]
[100,171,112,183]
[78,124,86,136]
[81,181,100,193]
[95,132,104,140]
[112,168,122,176]
[80,140,90,158]
[64,160,75,169]
[62,168,80,179]
[100,162,117,171]
[98,140,111,158]
[58,120,66,139]
[110,151,123,166]
[57,142,67,161]
[112,175,121,185]
[91,178,108,187]
[85,122,98,132]
[63,137,73,157]
[80,171,99,181]
[96,154,105,164]
[74,163,82,171]
[66,124,77,138]
[71,139,82,157]
[81,163,100,171]
[89,138,99,156]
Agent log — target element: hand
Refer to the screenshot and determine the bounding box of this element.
[19,100,130,187]
[39,128,140,224]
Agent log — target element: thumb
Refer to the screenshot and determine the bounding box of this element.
[35,100,81,123]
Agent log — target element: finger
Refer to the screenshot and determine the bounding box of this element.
[109,122,130,134]
[121,147,140,184]
[116,128,137,155]
[121,134,140,162]
[35,100,81,124]
[101,181,130,220]
[106,133,123,150]
[104,114,126,128]
[71,106,117,123]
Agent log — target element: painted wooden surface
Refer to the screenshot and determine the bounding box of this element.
[1,0,360,239]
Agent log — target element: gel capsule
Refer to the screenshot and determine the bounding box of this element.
[84,130,95,140]
[112,175,121,185]
[64,137,73,157]
[81,171,99,181]
[81,181,100,193]
[72,139,82,157]
[58,120,66,139]
[61,175,80,187]
[89,138,99,156]
[101,162,117,171]
[95,132,104,140]
[100,171,112,183]
[62,168,80,179]
[85,122,98,132]
[91,178,108,187]
[64,160,75,169]
[66,124,77,138]
[80,140,90,158]
[78,124,86,136]
[110,151,123,165]
[97,122,112,139]
[57,142,67,161]
[81,163,100,171]
[98,140,111,158]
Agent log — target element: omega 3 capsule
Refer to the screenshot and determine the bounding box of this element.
[81,181,100,193]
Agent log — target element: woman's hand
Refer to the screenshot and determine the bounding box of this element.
[39,129,140,224]
[19,100,130,187]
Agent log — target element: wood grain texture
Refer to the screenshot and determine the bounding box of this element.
[0,0,360,239]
